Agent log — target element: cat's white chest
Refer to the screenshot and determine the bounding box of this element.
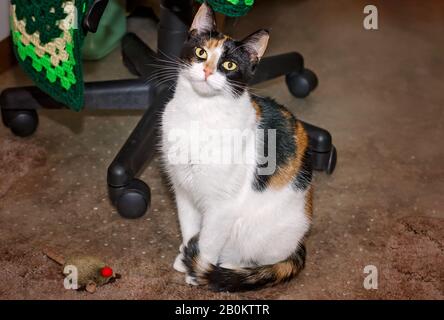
[162,78,257,203]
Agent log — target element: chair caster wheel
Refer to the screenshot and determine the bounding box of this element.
[1,109,38,137]
[312,146,337,175]
[286,68,318,98]
[115,179,151,219]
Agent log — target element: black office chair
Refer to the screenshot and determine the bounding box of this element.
[0,0,337,219]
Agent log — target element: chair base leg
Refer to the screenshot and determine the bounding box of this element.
[107,0,191,219]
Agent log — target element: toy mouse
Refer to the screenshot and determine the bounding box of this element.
[43,247,120,293]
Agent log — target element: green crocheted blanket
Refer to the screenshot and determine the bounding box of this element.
[197,0,254,17]
[10,0,93,111]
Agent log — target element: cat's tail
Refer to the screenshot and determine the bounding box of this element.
[182,236,306,292]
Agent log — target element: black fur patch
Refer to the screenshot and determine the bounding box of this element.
[206,265,271,292]
[252,96,298,191]
[289,243,306,270]
[182,235,200,279]
[218,39,256,96]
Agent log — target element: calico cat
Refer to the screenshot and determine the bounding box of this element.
[161,3,313,292]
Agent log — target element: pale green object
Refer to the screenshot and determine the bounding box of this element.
[82,0,126,60]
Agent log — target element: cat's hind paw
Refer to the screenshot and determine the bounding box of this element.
[173,253,187,273]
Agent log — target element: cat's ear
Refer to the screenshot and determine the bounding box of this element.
[190,2,216,34]
[241,29,270,62]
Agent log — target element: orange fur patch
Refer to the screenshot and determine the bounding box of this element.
[205,37,226,50]
[272,261,296,281]
[304,186,314,219]
[203,36,230,72]
[269,120,309,189]
[251,100,262,120]
[280,108,293,120]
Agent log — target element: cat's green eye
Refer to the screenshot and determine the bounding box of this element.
[222,61,237,71]
[195,47,207,60]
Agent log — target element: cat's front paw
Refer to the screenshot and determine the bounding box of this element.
[173,253,187,273]
[185,275,198,286]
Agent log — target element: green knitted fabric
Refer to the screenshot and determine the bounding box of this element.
[10,0,93,111]
[197,0,254,17]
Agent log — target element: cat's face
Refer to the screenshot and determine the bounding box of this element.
[180,3,269,98]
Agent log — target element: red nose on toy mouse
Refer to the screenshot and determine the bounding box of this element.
[43,247,121,293]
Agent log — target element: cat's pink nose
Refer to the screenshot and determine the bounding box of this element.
[204,67,213,80]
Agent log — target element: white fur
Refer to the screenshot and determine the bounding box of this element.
[184,46,226,96]
[161,64,310,272]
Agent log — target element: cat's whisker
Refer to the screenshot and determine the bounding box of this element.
[146,55,191,71]
[150,74,178,83]
[143,69,180,81]
[205,77,266,99]
[145,63,187,73]
[144,75,175,85]
[143,74,178,87]
[152,76,178,89]
[156,49,191,68]
[145,63,182,69]
[157,48,185,63]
